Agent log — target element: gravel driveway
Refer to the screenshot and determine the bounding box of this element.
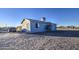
[0,31,79,50]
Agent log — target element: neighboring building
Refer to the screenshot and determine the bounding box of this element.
[0,27,9,32]
[16,26,22,32]
[0,27,16,32]
[21,17,56,33]
[9,27,16,32]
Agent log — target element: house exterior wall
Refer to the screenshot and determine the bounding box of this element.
[21,19,56,33]
[30,21,47,33]
[30,20,56,33]
[16,26,22,32]
[51,24,56,31]
[21,19,31,32]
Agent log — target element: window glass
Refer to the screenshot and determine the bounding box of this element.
[35,23,39,28]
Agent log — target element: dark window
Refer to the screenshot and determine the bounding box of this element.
[35,23,39,28]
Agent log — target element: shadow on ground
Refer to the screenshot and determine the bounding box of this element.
[31,30,79,37]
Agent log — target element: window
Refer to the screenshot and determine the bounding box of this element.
[35,23,39,28]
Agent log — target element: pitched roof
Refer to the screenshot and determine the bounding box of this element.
[21,18,56,25]
[21,19,26,24]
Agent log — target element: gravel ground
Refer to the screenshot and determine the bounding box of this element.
[0,31,79,50]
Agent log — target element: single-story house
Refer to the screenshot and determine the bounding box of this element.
[21,17,56,33]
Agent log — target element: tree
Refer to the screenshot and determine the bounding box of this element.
[58,26,65,28]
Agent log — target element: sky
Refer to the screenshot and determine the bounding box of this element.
[0,8,79,27]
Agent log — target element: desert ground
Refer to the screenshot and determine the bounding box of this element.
[0,30,79,50]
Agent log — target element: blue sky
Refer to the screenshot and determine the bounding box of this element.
[0,8,79,27]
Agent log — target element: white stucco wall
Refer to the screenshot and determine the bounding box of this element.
[21,19,31,32]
